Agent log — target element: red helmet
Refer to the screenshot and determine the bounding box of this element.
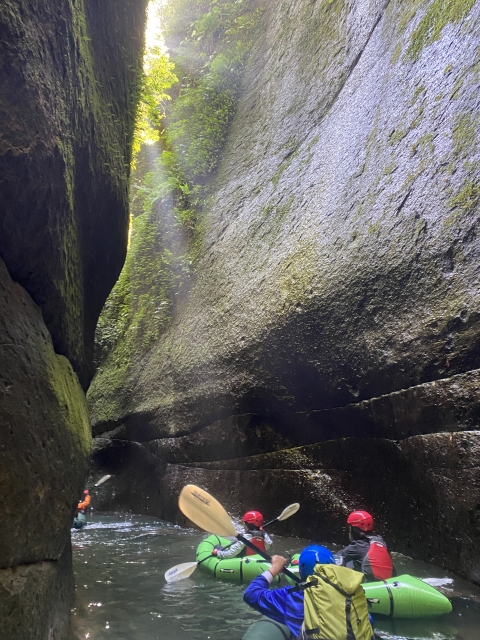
[83,489,89,495]
[242,511,263,527]
[347,510,373,532]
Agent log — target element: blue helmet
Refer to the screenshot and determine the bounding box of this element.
[299,545,335,579]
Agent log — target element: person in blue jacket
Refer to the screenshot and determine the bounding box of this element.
[243,545,336,638]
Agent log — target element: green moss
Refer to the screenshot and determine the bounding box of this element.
[383,162,398,175]
[389,129,407,145]
[297,0,346,72]
[446,181,479,226]
[271,149,299,188]
[450,75,464,100]
[452,112,478,159]
[411,84,426,104]
[368,221,381,235]
[391,41,403,64]
[247,195,295,247]
[278,244,318,310]
[410,105,425,129]
[406,0,476,61]
[410,132,435,157]
[48,354,91,457]
[163,0,264,184]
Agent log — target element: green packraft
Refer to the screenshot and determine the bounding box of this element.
[301,564,374,640]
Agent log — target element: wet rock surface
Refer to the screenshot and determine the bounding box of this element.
[0,259,90,637]
[0,0,147,637]
[89,0,480,584]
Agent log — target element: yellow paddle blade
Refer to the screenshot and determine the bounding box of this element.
[178,485,237,537]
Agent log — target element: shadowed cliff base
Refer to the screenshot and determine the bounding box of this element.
[90,368,480,585]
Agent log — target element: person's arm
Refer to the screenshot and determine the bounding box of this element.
[243,556,290,625]
[264,531,273,549]
[215,538,245,559]
[338,541,366,570]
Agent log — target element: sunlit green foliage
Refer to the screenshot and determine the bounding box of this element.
[94,0,263,365]
[132,46,178,163]
[161,0,263,182]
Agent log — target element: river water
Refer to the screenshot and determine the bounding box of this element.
[71,515,480,640]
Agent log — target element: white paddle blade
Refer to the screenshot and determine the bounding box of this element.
[164,562,198,583]
[277,503,300,521]
[178,485,237,537]
[94,474,112,487]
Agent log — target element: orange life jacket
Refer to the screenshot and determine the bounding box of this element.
[77,494,91,511]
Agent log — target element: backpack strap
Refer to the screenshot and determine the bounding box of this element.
[288,578,318,593]
[345,598,358,640]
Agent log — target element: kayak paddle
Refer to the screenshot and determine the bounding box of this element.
[94,474,112,487]
[172,485,300,584]
[263,502,300,527]
[164,501,300,583]
[218,502,300,553]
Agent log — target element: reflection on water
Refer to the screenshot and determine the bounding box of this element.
[72,515,480,640]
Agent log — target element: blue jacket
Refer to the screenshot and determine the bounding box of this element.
[243,575,304,638]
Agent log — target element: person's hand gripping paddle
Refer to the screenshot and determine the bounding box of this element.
[164,485,300,583]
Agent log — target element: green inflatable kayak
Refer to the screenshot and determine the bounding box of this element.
[196,535,284,584]
[197,538,451,620]
[72,513,87,530]
[363,574,452,618]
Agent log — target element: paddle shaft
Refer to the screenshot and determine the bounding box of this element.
[236,534,300,583]
[219,516,279,552]
[262,516,278,527]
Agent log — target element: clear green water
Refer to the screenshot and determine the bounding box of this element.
[71,515,480,640]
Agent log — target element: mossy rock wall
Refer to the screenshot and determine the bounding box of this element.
[0,1,148,636]
[0,0,147,388]
[90,0,480,582]
[0,259,91,639]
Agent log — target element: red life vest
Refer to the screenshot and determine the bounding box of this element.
[245,530,266,556]
[361,536,393,581]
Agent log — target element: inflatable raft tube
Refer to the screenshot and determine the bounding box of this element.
[364,574,452,618]
[242,619,291,639]
[196,535,284,584]
[73,513,86,530]
[289,554,451,619]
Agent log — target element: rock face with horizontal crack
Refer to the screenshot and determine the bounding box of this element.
[0,0,147,636]
[89,0,480,583]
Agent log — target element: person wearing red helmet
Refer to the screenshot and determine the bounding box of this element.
[212,510,273,559]
[76,489,91,513]
[338,510,394,582]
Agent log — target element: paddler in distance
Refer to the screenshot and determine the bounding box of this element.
[76,489,91,513]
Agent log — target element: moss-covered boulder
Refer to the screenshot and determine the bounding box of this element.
[90,0,480,582]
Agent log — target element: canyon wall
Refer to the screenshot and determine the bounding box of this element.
[89,0,480,583]
[0,0,147,637]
